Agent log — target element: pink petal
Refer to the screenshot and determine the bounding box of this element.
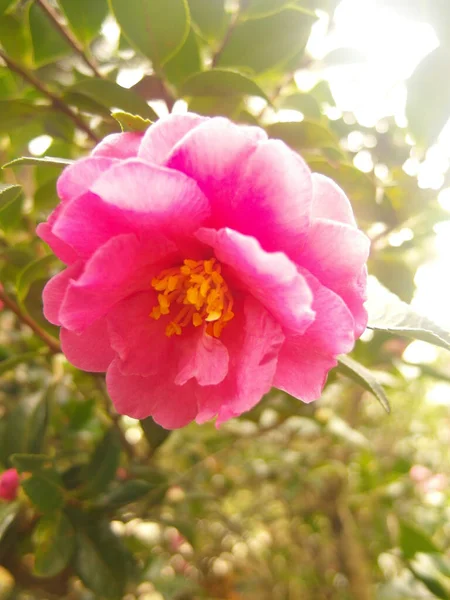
[60,317,115,372]
[37,206,79,265]
[311,173,357,226]
[196,296,284,425]
[42,262,83,325]
[90,159,210,241]
[139,113,208,164]
[59,233,177,332]
[274,270,356,402]
[175,331,229,386]
[57,157,118,203]
[106,359,199,428]
[91,132,143,159]
[239,124,268,142]
[196,227,314,334]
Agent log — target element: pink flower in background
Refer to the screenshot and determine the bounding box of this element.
[38,113,370,429]
[0,468,20,501]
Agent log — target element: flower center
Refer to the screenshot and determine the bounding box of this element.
[150,258,235,338]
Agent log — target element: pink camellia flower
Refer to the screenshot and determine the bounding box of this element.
[0,468,20,501]
[38,114,370,429]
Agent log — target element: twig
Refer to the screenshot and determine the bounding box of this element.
[0,288,61,354]
[211,7,240,68]
[36,0,103,78]
[0,49,99,143]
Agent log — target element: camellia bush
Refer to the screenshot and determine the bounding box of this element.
[0,0,450,599]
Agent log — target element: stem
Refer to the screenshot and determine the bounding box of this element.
[36,0,103,78]
[0,289,61,354]
[211,7,240,68]
[0,49,99,143]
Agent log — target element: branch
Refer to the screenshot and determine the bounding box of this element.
[0,289,61,354]
[0,49,99,143]
[36,0,103,78]
[211,7,240,68]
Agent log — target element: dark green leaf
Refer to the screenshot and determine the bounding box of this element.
[109,0,190,67]
[99,480,154,508]
[366,277,450,352]
[78,430,121,498]
[400,521,440,560]
[22,470,65,513]
[0,502,19,544]
[188,0,227,41]
[16,255,59,304]
[26,396,50,454]
[0,350,49,376]
[11,454,52,473]
[34,177,59,212]
[0,14,32,65]
[59,0,109,45]
[217,8,316,74]
[163,27,201,87]
[0,0,18,15]
[337,355,391,413]
[27,1,71,66]
[406,46,450,147]
[267,121,340,150]
[3,156,74,169]
[182,68,269,101]
[65,79,158,120]
[140,417,171,453]
[33,513,75,577]
[112,111,152,132]
[0,183,21,210]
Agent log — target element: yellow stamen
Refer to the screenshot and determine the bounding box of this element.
[149,258,234,338]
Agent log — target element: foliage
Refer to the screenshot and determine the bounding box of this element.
[0,0,449,598]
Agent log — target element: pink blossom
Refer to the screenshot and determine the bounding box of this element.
[38,114,370,429]
[0,468,19,501]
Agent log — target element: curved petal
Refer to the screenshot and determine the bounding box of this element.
[42,262,83,325]
[195,296,284,425]
[175,331,229,386]
[91,132,143,159]
[59,233,177,332]
[227,139,312,254]
[60,317,115,372]
[311,173,357,226]
[239,124,268,143]
[57,157,118,203]
[106,359,199,428]
[90,159,211,241]
[196,227,314,334]
[138,113,208,164]
[274,270,355,402]
[37,206,79,265]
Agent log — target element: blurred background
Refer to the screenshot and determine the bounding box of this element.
[0,0,450,598]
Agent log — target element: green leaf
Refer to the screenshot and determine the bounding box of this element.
[366,277,450,352]
[78,430,121,499]
[98,480,154,508]
[71,512,134,599]
[242,0,306,18]
[279,93,322,120]
[33,177,59,212]
[59,0,109,45]
[0,183,21,210]
[0,0,18,15]
[11,454,52,473]
[26,396,50,454]
[163,27,201,87]
[216,7,316,74]
[182,68,269,101]
[65,79,158,120]
[27,1,71,66]
[406,46,450,147]
[22,470,65,513]
[33,513,75,577]
[109,0,190,67]
[3,156,74,169]
[0,14,32,65]
[0,183,23,230]
[140,417,171,453]
[16,255,59,304]
[337,355,390,413]
[0,502,19,544]
[112,111,152,132]
[400,521,440,560]
[188,0,227,41]
[266,121,340,150]
[0,350,49,376]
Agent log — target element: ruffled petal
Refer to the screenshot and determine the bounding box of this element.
[196,227,314,334]
[57,157,118,203]
[59,233,177,332]
[42,262,83,325]
[91,132,143,159]
[274,270,355,402]
[175,331,229,386]
[60,317,115,372]
[37,206,79,265]
[311,173,357,226]
[139,113,208,164]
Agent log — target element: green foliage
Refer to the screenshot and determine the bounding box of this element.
[0,1,449,598]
